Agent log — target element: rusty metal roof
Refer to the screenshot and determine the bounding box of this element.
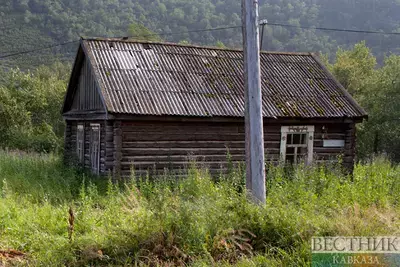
[79,37,367,119]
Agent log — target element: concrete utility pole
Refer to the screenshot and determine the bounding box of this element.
[242,0,266,204]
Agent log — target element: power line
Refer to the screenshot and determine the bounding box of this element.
[0,25,242,59]
[157,25,241,37]
[169,22,400,37]
[2,22,400,60]
[95,22,400,40]
[0,40,79,59]
[268,22,400,36]
[109,25,241,39]
[0,37,65,55]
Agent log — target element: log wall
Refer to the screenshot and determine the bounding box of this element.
[64,120,73,164]
[65,118,357,178]
[117,120,356,177]
[313,123,355,169]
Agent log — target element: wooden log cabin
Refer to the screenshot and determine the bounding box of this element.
[62,38,367,178]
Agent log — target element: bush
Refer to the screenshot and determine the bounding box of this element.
[6,123,62,153]
[0,63,68,153]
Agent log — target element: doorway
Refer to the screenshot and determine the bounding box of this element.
[90,124,100,174]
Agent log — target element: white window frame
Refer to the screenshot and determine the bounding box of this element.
[76,124,85,163]
[280,125,314,165]
[90,124,101,175]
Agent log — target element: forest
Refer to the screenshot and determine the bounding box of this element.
[2,0,400,69]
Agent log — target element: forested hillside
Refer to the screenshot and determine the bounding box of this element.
[1,0,400,69]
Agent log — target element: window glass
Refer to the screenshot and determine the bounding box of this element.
[281,126,314,165]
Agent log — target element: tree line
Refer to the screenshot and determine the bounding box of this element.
[2,0,400,69]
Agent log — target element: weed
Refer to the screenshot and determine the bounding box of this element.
[0,151,399,266]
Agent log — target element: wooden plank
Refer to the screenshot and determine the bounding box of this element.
[122,140,246,149]
[105,120,114,173]
[121,125,241,134]
[314,134,346,139]
[120,124,282,135]
[122,133,246,142]
[113,121,122,180]
[121,154,245,162]
[120,161,243,171]
[121,147,244,154]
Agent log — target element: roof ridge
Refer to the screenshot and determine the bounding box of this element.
[81,37,313,56]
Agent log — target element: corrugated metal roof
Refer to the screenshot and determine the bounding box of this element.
[81,38,367,119]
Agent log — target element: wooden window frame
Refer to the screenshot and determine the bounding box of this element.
[90,123,101,175]
[76,124,85,163]
[280,126,314,165]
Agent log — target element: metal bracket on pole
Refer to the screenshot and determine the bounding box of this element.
[259,19,268,51]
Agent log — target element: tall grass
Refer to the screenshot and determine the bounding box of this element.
[0,151,399,266]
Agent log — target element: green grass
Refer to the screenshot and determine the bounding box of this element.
[0,151,400,266]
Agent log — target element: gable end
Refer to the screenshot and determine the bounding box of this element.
[62,43,106,115]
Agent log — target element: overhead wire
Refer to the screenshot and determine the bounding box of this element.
[0,25,242,59]
[0,40,79,59]
[268,22,400,36]
[2,22,400,59]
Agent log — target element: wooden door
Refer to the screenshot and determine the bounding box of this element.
[90,124,100,174]
[76,124,85,163]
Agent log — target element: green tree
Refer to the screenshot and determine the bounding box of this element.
[330,42,376,97]
[0,63,69,152]
[0,86,31,141]
[127,23,162,42]
[329,42,400,161]
[358,55,400,161]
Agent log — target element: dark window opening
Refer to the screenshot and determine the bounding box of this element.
[285,133,309,164]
